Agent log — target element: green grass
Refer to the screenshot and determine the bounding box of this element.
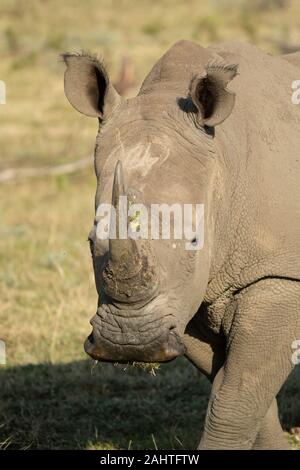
[0,0,300,450]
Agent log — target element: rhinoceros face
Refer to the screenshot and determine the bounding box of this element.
[63,42,237,362]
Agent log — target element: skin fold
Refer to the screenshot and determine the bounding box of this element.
[63,41,300,449]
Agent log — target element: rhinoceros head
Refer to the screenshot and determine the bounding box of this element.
[63,40,237,363]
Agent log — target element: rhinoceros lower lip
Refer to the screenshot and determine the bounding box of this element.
[84,329,186,363]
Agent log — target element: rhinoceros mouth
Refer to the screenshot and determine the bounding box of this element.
[84,303,186,363]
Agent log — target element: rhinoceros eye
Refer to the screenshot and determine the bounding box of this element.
[204,125,215,137]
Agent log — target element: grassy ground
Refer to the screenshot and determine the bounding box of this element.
[0,359,211,450]
[0,0,300,449]
[1,357,300,449]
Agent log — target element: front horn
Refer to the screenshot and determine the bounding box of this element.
[102,161,159,303]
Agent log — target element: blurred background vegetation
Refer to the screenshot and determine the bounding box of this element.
[0,0,300,449]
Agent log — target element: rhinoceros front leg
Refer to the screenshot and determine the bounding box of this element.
[202,367,289,449]
[199,279,299,450]
[184,311,289,449]
[252,399,289,450]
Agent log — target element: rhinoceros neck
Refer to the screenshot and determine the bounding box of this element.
[205,42,300,302]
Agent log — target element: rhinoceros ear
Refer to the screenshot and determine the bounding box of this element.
[189,62,238,127]
[63,53,121,120]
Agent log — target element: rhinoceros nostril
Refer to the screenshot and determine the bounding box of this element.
[87,333,94,344]
[169,324,177,331]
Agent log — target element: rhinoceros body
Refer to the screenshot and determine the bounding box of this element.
[64,41,300,449]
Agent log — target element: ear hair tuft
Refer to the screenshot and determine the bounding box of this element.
[205,61,239,85]
[61,51,108,81]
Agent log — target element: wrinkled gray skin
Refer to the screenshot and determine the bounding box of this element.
[63,41,300,449]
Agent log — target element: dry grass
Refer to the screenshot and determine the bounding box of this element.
[0,0,299,449]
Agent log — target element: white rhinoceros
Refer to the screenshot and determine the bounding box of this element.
[63,40,300,449]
